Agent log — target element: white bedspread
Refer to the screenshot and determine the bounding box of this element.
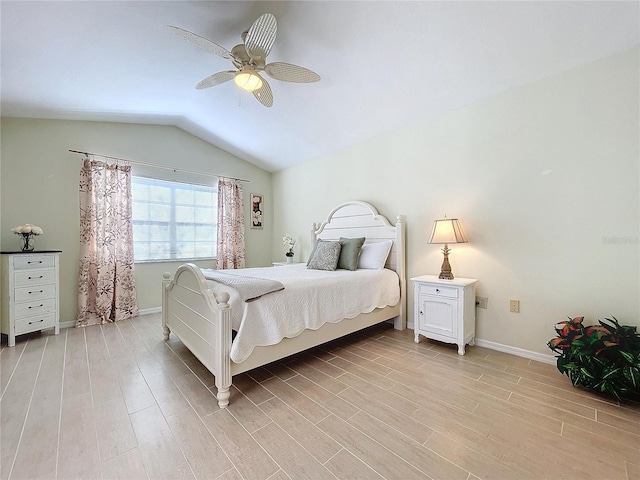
[205,264,400,363]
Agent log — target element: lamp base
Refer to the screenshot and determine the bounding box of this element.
[438,244,454,280]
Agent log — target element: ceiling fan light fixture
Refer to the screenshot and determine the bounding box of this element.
[234,68,263,91]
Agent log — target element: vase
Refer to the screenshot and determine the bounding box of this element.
[20,233,35,252]
[286,255,293,264]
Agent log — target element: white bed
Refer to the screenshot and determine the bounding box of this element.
[161,201,406,408]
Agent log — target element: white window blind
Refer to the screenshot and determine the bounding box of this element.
[132,177,217,262]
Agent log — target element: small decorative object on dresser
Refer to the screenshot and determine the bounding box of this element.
[1,250,62,347]
[11,224,44,252]
[411,275,478,355]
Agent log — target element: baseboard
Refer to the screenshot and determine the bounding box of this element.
[473,338,556,365]
[406,321,556,365]
[59,307,162,330]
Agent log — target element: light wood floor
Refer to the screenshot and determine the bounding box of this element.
[1,314,639,480]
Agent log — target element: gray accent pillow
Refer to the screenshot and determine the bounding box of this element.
[307,241,342,271]
[338,237,365,271]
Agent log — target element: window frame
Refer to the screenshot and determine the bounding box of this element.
[131,176,218,263]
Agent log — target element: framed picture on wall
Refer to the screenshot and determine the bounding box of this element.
[251,193,263,229]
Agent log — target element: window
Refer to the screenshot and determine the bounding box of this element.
[132,177,217,262]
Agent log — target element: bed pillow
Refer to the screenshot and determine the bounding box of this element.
[307,241,342,271]
[338,237,365,271]
[357,240,393,270]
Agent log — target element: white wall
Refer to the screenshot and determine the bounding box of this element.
[0,118,273,323]
[272,47,640,355]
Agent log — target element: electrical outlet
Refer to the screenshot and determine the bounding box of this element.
[476,296,488,309]
[510,299,520,313]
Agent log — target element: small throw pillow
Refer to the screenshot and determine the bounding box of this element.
[357,240,393,270]
[307,239,321,264]
[338,237,365,271]
[307,241,342,271]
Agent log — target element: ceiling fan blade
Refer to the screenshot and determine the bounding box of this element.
[196,71,235,90]
[252,75,273,108]
[168,25,233,60]
[244,13,277,62]
[264,62,320,83]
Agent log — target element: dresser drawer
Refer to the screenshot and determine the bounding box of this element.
[13,255,55,270]
[14,269,56,287]
[14,313,57,335]
[417,283,458,298]
[15,284,56,303]
[15,298,56,319]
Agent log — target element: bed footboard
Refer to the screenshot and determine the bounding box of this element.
[162,264,232,408]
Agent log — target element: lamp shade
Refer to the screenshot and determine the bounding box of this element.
[234,68,263,92]
[428,218,468,244]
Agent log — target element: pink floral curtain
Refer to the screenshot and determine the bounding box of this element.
[216,179,245,269]
[76,157,138,326]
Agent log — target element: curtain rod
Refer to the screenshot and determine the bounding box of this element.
[69,149,249,183]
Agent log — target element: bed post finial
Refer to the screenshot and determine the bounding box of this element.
[311,222,318,248]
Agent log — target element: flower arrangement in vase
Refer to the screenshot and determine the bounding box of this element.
[11,224,43,252]
[282,233,296,263]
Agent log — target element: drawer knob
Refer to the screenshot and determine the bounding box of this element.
[28,275,44,280]
[436,288,440,293]
[419,311,423,315]
[28,319,44,325]
[28,304,44,309]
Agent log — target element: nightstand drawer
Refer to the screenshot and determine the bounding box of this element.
[15,284,56,303]
[13,255,55,270]
[15,313,57,335]
[15,298,56,319]
[14,269,56,287]
[417,283,458,298]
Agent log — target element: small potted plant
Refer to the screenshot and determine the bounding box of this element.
[547,316,640,400]
[282,233,296,263]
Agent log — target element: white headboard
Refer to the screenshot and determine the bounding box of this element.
[311,201,406,328]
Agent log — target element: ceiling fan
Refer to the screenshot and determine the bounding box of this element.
[169,13,320,108]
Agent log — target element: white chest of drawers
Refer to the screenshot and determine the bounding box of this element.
[411,275,478,355]
[1,251,61,347]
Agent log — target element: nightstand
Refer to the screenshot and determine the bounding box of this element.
[272,261,304,266]
[410,275,478,355]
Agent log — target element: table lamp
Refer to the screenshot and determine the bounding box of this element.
[428,217,468,280]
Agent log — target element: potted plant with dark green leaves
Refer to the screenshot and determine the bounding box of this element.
[547,316,640,400]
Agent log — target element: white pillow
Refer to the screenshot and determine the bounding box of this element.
[357,240,393,270]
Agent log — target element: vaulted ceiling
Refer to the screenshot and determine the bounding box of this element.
[2,1,638,172]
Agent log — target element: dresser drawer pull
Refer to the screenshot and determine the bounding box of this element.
[28,290,44,295]
[27,260,43,265]
[28,304,45,309]
[436,288,440,293]
[28,319,45,325]
[28,275,44,280]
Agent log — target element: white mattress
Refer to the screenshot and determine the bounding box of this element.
[205,264,400,363]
